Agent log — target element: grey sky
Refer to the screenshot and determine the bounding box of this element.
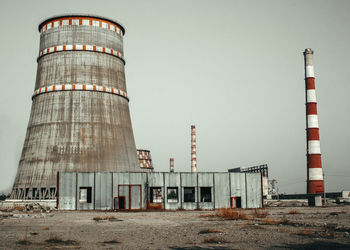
[0,0,349,194]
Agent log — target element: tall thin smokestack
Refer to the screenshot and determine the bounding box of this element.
[170,158,174,172]
[304,48,325,194]
[191,125,197,172]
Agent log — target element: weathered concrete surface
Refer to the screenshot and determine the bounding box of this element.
[11,15,139,199]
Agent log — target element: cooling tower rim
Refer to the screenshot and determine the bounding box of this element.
[38,14,125,35]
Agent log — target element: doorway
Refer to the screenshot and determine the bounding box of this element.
[118,196,126,209]
[117,185,142,210]
[231,197,242,208]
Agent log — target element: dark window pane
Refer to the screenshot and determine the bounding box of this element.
[200,187,212,202]
[184,187,195,202]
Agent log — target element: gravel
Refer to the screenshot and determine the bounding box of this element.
[0,206,349,249]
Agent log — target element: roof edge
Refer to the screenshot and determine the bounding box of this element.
[38,14,125,35]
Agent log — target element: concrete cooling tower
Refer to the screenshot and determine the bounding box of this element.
[11,15,139,200]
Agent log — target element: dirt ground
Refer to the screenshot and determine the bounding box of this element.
[0,206,350,249]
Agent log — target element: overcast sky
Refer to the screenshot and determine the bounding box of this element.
[0,0,349,194]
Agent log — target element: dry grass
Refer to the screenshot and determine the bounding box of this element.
[147,203,163,210]
[296,229,314,236]
[14,206,24,212]
[264,218,280,225]
[252,208,269,218]
[264,216,290,225]
[198,213,216,218]
[288,209,301,214]
[216,208,252,220]
[103,238,121,244]
[199,228,223,234]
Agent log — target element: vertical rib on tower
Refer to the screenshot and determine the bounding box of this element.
[191,125,197,172]
[11,15,139,200]
[170,158,174,172]
[304,48,325,194]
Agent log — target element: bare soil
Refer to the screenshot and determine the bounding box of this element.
[0,206,350,249]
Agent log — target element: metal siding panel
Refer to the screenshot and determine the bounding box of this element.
[95,172,112,210]
[148,172,164,187]
[246,173,262,208]
[130,185,141,209]
[214,173,230,208]
[129,173,145,209]
[181,173,197,210]
[164,173,181,210]
[198,173,214,209]
[59,172,76,210]
[230,173,247,208]
[77,172,94,210]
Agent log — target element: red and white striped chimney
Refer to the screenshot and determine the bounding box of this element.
[304,48,324,194]
[191,125,197,172]
[170,158,174,172]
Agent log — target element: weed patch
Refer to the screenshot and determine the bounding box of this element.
[45,234,77,245]
[216,208,251,220]
[252,208,268,218]
[296,229,314,236]
[288,209,301,214]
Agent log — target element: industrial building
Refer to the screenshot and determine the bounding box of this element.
[9,14,266,209]
[58,172,263,210]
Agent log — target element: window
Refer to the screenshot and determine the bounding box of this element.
[79,187,92,203]
[200,187,212,202]
[167,187,178,203]
[184,187,195,202]
[150,187,162,203]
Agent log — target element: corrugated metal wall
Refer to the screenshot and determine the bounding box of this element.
[58,172,262,210]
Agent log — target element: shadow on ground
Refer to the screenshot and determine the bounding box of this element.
[272,240,350,249]
[169,247,232,250]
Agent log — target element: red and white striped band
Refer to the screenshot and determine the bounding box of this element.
[32,84,129,101]
[41,17,123,36]
[38,44,124,62]
[305,66,315,78]
[308,168,323,181]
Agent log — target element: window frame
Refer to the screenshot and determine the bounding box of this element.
[150,187,163,203]
[167,187,179,203]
